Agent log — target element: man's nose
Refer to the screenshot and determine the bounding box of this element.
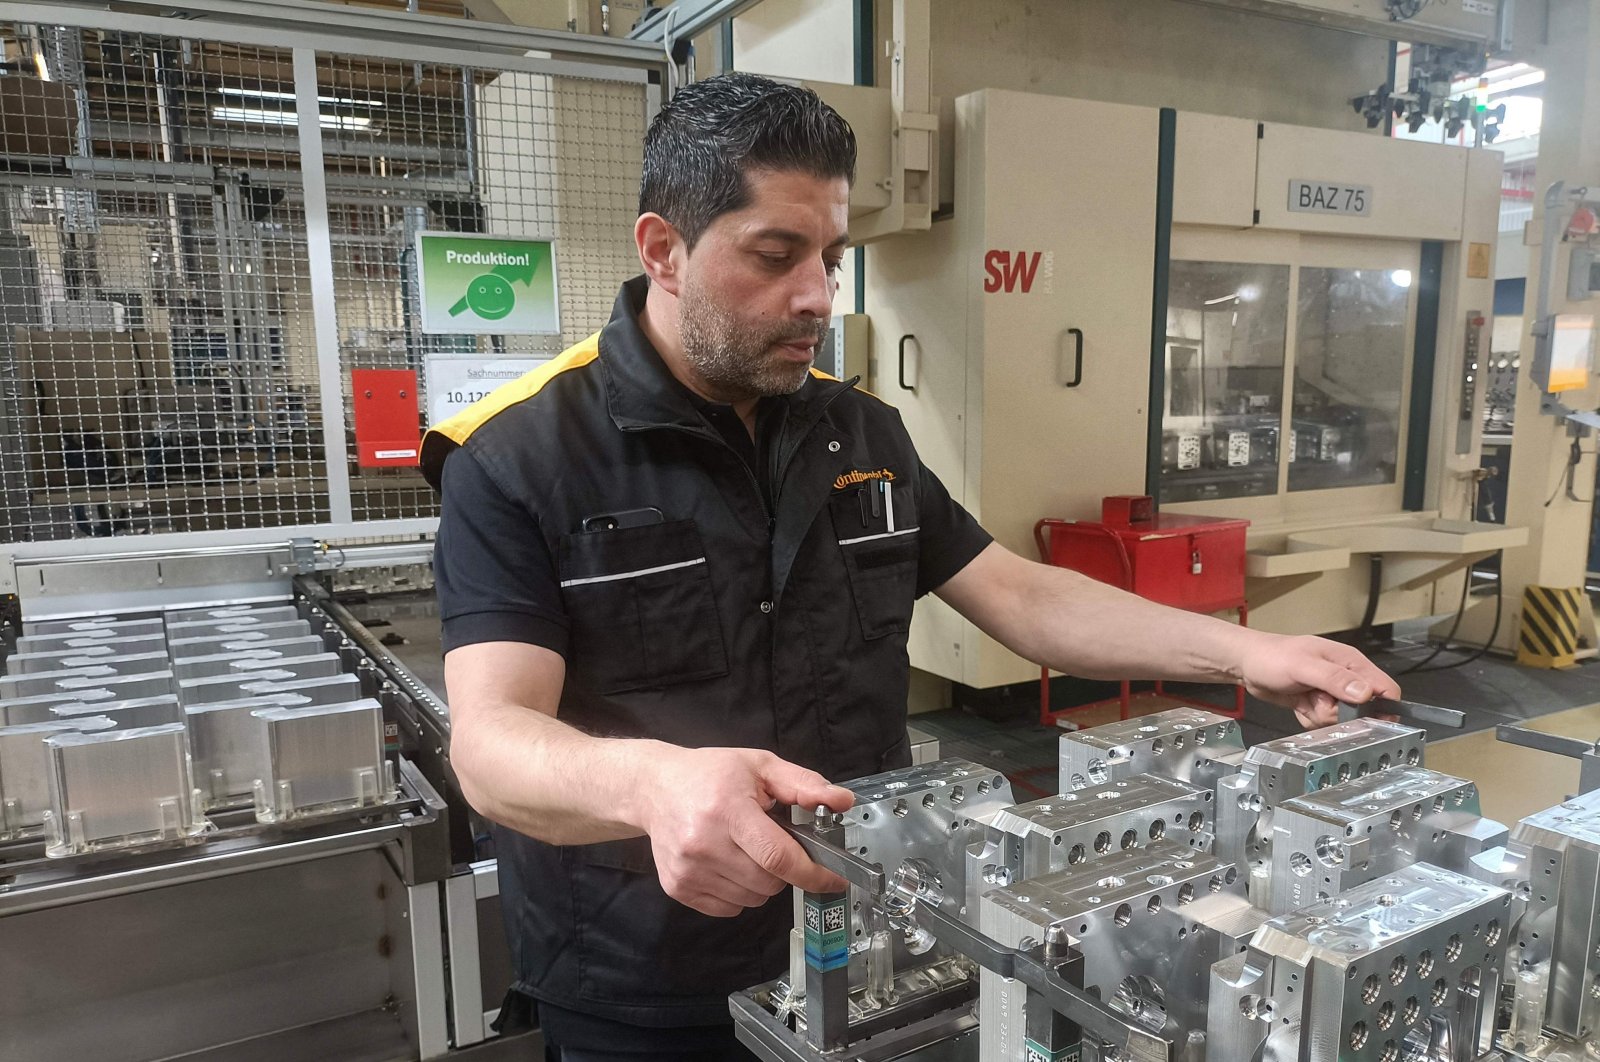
[790,257,835,320]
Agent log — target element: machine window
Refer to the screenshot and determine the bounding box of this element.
[1159,261,1290,504]
[1288,267,1411,492]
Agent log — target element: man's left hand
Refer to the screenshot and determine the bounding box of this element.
[1235,633,1401,729]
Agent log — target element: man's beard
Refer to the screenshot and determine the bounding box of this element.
[678,284,828,403]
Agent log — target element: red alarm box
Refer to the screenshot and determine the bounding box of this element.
[351,369,421,468]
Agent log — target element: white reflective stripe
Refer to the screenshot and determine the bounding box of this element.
[836,526,920,547]
[559,557,706,588]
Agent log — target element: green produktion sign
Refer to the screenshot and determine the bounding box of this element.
[415,232,561,335]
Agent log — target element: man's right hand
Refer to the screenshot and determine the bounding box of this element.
[639,746,855,917]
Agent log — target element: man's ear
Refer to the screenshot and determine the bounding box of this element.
[635,213,686,297]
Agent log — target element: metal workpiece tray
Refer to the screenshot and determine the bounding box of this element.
[0,757,444,917]
[41,723,210,858]
[251,699,396,824]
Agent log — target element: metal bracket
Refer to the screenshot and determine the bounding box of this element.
[1338,698,1466,729]
[288,537,320,575]
[1496,723,1600,794]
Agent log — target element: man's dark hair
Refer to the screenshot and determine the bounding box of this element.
[639,72,856,250]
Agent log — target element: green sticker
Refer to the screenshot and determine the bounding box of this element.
[1024,1041,1079,1062]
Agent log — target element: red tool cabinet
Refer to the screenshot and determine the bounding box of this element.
[1034,496,1249,725]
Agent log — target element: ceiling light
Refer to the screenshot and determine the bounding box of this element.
[33,52,49,81]
[1204,292,1239,305]
[1390,269,1413,288]
[211,105,372,130]
[218,86,384,108]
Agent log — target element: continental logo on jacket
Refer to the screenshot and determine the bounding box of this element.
[834,468,896,491]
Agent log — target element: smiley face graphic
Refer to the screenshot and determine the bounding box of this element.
[463,273,516,320]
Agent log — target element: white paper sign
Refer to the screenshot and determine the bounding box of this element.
[425,356,546,426]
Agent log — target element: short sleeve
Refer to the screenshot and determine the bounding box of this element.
[913,459,993,597]
[434,446,570,656]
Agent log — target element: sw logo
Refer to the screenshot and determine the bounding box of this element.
[984,249,1054,294]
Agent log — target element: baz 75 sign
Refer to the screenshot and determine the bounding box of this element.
[1287,179,1372,217]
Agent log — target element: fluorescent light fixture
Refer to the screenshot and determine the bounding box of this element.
[1390,269,1413,288]
[212,106,372,130]
[218,86,384,108]
[1488,69,1546,95]
[33,51,49,81]
[1204,292,1239,305]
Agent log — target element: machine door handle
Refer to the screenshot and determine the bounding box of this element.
[897,333,917,393]
[1060,328,1084,388]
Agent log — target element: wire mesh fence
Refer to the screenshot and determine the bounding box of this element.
[0,20,646,546]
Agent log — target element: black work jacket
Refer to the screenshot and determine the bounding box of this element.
[422,277,987,1026]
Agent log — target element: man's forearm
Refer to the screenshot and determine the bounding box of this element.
[1009,564,1258,682]
[452,700,666,846]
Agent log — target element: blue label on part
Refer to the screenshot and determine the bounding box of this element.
[803,896,850,972]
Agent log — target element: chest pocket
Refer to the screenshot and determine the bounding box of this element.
[826,485,919,641]
[558,520,729,695]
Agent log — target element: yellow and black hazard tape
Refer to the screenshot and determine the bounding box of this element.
[1516,584,1586,669]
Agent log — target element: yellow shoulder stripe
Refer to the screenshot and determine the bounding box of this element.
[809,365,887,405]
[429,333,602,446]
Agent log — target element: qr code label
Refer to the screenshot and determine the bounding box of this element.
[823,905,846,933]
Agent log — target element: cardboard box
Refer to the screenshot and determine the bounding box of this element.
[14,328,174,488]
[0,76,79,159]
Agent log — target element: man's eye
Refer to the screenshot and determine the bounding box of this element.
[825,259,844,275]
[759,253,790,267]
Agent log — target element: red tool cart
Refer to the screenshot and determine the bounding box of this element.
[1034,495,1249,726]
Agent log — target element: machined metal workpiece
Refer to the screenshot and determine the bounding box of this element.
[0,687,116,727]
[1222,718,1429,910]
[57,669,178,702]
[1246,718,1427,798]
[166,621,315,651]
[185,695,313,808]
[170,636,329,680]
[968,774,1214,896]
[0,717,116,838]
[839,756,1016,930]
[0,664,118,701]
[1501,786,1600,1044]
[251,699,396,823]
[3,635,167,674]
[980,839,1247,1061]
[242,673,366,707]
[1268,766,1508,914]
[53,694,184,730]
[1059,707,1245,791]
[21,616,164,640]
[1209,863,1512,1062]
[42,723,211,857]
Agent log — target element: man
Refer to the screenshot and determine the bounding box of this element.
[422,72,1400,1061]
